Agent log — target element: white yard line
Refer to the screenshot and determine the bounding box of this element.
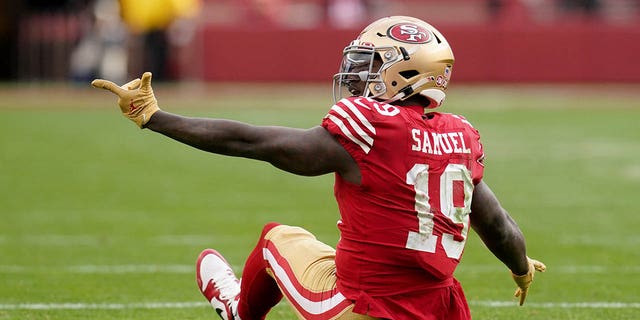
[0,302,205,310]
[456,264,640,274]
[470,301,640,309]
[0,301,638,310]
[1,264,639,274]
[0,235,220,246]
[0,264,243,274]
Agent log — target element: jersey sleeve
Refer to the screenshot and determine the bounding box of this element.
[321,97,377,158]
[470,131,485,185]
[453,114,485,185]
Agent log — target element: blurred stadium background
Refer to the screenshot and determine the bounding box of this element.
[1,0,640,83]
[1,1,639,319]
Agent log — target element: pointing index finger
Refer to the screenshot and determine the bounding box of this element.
[91,79,127,97]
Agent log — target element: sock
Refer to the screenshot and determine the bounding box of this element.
[237,222,283,320]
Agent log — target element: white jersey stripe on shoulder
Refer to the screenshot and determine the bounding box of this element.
[339,99,376,134]
[327,114,371,154]
[263,248,348,315]
[451,114,473,127]
[330,105,374,146]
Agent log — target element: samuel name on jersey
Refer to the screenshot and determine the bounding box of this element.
[410,129,471,156]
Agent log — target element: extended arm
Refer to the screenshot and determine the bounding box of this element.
[470,181,546,305]
[145,111,359,181]
[91,72,361,183]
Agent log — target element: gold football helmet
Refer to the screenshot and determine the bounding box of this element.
[333,16,454,108]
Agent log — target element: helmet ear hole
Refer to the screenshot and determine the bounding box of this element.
[399,70,419,79]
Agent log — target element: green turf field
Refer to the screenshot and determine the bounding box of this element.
[1,83,639,319]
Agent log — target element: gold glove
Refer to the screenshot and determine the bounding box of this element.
[512,256,546,306]
[91,72,160,128]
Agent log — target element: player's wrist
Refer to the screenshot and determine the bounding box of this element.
[510,256,531,276]
[511,267,529,277]
[139,107,160,129]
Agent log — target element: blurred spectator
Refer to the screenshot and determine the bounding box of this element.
[487,0,504,18]
[557,0,602,16]
[16,0,89,81]
[119,0,201,81]
[485,0,533,24]
[71,0,201,83]
[69,0,128,84]
[248,0,290,27]
[248,0,327,29]
[0,0,18,79]
[327,0,368,29]
[23,0,88,12]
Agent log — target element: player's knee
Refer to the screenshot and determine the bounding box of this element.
[260,222,282,239]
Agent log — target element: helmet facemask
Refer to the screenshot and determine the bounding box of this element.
[332,41,397,103]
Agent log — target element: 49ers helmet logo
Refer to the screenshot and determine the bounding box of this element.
[387,23,432,44]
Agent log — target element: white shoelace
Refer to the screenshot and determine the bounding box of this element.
[214,269,240,301]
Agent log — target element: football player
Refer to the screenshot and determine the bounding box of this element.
[93,16,545,320]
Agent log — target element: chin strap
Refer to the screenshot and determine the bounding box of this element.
[384,77,432,104]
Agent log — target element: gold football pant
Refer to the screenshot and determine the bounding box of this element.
[239,222,376,320]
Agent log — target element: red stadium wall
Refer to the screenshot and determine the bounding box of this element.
[200,23,640,83]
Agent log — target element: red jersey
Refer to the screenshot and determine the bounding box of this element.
[321,96,484,318]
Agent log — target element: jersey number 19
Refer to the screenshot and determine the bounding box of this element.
[405,163,473,260]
